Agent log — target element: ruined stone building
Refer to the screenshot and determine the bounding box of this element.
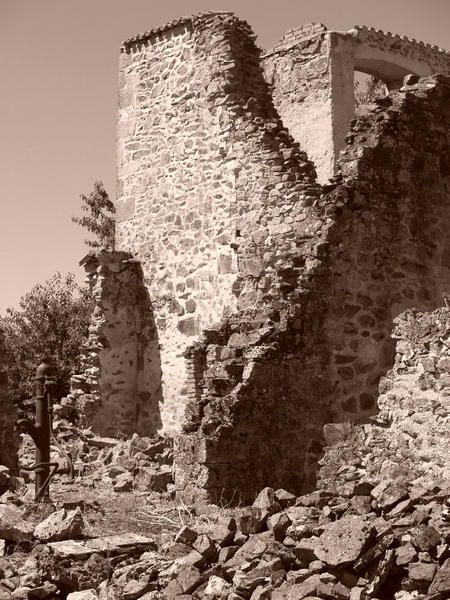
[75,13,450,503]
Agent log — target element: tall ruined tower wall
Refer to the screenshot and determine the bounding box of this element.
[116,13,317,433]
[108,12,450,502]
[175,75,450,504]
[117,15,239,432]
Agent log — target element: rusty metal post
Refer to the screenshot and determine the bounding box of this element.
[33,362,54,501]
[16,362,56,501]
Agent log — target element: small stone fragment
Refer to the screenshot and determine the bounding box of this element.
[0,505,33,542]
[428,558,450,596]
[34,507,84,542]
[315,516,372,567]
[371,482,408,510]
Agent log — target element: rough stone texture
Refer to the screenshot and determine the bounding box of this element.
[116,12,317,434]
[0,505,33,543]
[175,74,450,504]
[315,515,372,566]
[319,306,450,493]
[74,251,162,436]
[264,23,450,182]
[429,558,450,596]
[33,507,85,542]
[82,11,450,502]
[0,328,19,472]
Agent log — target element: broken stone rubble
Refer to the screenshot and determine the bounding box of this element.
[0,478,448,599]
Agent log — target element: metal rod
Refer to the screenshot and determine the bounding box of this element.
[17,361,74,502]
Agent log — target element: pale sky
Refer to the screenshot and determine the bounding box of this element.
[1,0,449,313]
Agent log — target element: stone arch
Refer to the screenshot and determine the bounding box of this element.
[264,25,450,182]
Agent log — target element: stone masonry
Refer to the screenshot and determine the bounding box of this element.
[73,252,162,436]
[174,73,450,504]
[80,12,450,502]
[116,13,318,435]
[0,328,19,472]
[319,305,450,494]
[264,23,450,181]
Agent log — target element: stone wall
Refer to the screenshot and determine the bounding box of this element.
[0,328,19,472]
[175,75,450,504]
[324,74,450,422]
[263,24,450,182]
[116,12,317,433]
[109,12,450,503]
[73,252,162,436]
[318,306,450,493]
[263,24,338,183]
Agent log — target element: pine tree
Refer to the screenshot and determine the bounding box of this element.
[72,181,115,250]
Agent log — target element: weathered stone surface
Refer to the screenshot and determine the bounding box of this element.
[136,466,173,492]
[319,305,450,495]
[428,558,450,595]
[163,565,202,597]
[174,73,450,504]
[267,512,292,542]
[48,533,154,559]
[66,591,98,600]
[253,488,280,515]
[203,575,232,598]
[74,9,450,508]
[34,508,84,542]
[76,251,163,436]
[411,526,441,552]
[27,582,58,599]
[122,578,152,600]
[408,561,437,583]
[315,516,372,566]
[175,526,198,546]
[113,472,134,493]
[371,482,409,510]
[0,505,33,543]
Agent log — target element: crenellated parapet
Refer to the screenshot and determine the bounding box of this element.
[264,23,450,182]
[350,25,450,73]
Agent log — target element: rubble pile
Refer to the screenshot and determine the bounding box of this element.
[0,474,448,599]
[19,431,174,497]
[318,308,450,495]
[3,304,449,598]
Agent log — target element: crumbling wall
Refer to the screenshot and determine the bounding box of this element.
[0,328,19,472]
[264,25,450,183]
[263,24,340,183]
[116,13,317,433]
[175,75,450,504]
[324,74,450,421]
[319,306,450,493]
[112,12,450,502]
[73,252,161,436]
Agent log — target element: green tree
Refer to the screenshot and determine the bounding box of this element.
[72,180,115,250]
[0,273,91,411]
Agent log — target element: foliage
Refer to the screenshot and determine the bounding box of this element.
[72,181,115,250]
[354,75,388,107]
[0,273,92,410]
